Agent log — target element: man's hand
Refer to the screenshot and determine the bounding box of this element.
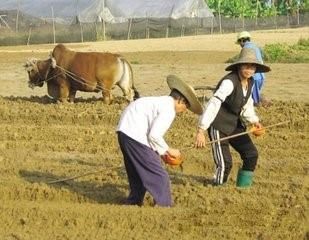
[195,128,206,148]
[167,148,180,158]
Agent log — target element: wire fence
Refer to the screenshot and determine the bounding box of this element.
[0,10,308,46]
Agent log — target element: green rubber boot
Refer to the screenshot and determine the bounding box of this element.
[236,170,254,188]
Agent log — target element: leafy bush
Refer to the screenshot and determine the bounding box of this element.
[226,38,309,63]
[206,0,308,17]
[263,43,289,62]
[263,38,309,63]
[297,38,309,47]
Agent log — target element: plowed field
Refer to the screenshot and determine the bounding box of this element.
[0,28,308,240]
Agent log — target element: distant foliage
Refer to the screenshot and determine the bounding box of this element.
[296,37,309,48]
[206,0,309,18]
[263,43,289,62]
[226,38,309,63]
[263,38,309,63]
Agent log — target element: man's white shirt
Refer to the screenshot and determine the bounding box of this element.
[117,96,175,155]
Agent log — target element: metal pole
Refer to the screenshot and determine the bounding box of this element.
[80,20,84,42]
[218,0,222,33]
[51,6,56,44]
[75,0,83,42]
[16,0,20,33]
[242,0,245,29]
[211,16,214,34]
[181,18,185,37]
[27,27,32,45]
[102,0,106,40]
[297,6,300,25]
[127,18,132,40]
[146,16,149,39]
[166,5,174,38]
[256,0,259,27]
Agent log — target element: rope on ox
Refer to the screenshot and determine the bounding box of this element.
[39,72,64,84]
[51,56,135,95]
[53,63,113,93]
[25,58,64,86]
[27,56,113,93]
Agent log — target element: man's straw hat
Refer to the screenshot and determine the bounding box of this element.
[225,48,271,73]
[167,75,203,115]
[235,31,251,44]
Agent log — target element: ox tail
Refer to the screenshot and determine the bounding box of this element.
[119,57,140,100]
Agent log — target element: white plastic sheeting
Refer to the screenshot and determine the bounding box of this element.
[78,0,214,23]
[0,0,213,24]
[0,0,81,20]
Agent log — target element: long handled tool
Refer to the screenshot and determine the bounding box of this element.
[47,121,292,183]
[181,120,291,151]
[47,165,122,184]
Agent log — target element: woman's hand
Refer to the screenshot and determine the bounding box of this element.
[253,122,263,129]
[195,128,206,148]
[251,122,265,137]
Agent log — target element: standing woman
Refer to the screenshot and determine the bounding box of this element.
[195,48,271,187]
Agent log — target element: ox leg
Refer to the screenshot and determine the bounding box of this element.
[116,60,134,102]
[99,79,114,104]
[58,85,70,103]
[118,84,134,102]
[102,88,113,104]
[69,90,77,103]
[47,83,59,102]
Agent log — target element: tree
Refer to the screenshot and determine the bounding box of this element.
[205,0,308,17]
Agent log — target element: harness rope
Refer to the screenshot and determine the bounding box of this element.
[51,64,112,93]
[53,57,134,94]
[30,59,119,93]
[28,54,137,95]
[37,71,63,84]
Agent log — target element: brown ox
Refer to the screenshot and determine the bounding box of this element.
[24,44,139,103]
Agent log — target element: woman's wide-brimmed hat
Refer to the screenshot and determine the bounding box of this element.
[167,75,203,115]
[225,48,271,73]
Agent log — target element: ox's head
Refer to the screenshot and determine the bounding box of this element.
[24,58,53,88]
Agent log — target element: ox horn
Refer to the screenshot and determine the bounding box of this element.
[50,57,57,68]
[48,51,57,68]
[25,58,37,66]
[29,58,37,65]
[24,58,38,70]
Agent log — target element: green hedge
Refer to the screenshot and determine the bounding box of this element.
[263,38,309,63]
[226,38,309,63]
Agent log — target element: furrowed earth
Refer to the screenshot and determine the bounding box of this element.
[0,28,308,240]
